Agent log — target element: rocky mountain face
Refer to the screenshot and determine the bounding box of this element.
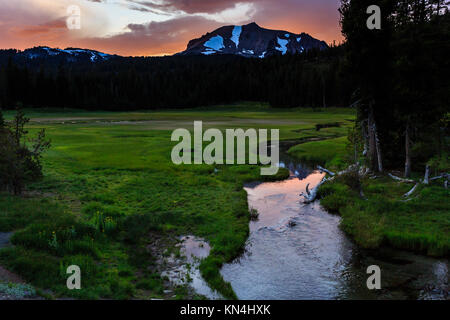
[177,22,328,58]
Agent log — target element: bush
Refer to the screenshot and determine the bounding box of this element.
[0,108,51,194]
[249,208,259,221]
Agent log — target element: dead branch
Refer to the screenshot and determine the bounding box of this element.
[388,173,416,184]
[317,165,335,176]
[423,165,430,184]
[404,183,419,198]
[300,177,328,203]
[430,173,450,181]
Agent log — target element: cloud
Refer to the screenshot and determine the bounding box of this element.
[251,0,342,45]
[131,0,255,14]
[77,15,223,56]
[12,18,66,37]
[0,0,343,55]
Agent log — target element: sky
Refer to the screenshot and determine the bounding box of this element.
[0,0,343,56]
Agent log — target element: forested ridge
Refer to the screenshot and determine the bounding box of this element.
[0,46,350,110]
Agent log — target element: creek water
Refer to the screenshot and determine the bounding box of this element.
[220,152,449,300]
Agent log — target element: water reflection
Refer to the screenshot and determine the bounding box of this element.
[220,154,449,300]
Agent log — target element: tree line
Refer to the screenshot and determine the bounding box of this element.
[0,46,352,111]
[340,0,449,175]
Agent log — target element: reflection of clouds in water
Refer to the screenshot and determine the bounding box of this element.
[223,153,449,300]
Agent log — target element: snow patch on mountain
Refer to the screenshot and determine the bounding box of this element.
[231,26,242,48]
[42,47,59,56]
[177,22,328,58]
[204,35,225,51]
[276,37,289,55]
[202,50,216,55]
[25,47,111,62]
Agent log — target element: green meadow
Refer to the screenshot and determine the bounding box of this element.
[1,104,448,299]
[0,104,354,299]
[318,174,450,257]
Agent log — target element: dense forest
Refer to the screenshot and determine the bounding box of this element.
[0,45,351,110]
[340,0,449,174]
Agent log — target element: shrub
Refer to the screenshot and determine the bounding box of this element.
[249,208,259,221]
[0,108,51,194]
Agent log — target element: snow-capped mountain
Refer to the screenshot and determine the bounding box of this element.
[19,46,112,63]
[177,22,328,58]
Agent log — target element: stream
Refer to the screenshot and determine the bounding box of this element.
[220,152,449,300]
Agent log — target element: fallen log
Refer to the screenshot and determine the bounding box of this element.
[359,166,370,177]
[301,164,369,203]
[388,173,416,184]
[430,173,450,181]
[404,183,419,198]
[317,165,335,176]
[300,177,328,203]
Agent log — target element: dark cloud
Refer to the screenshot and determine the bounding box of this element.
[130,0,255,14]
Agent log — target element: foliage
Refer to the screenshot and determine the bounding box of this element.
[340,0,450,171]
[0,108,50,194]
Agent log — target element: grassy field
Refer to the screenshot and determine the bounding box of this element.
[287,136,349,168]
[318,175,450,256]
[0,104,354,299]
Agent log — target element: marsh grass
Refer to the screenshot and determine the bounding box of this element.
[318,176,450,256]
[287,136,348,168]
[0,106,354,299]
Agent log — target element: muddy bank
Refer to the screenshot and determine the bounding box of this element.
[148,234,221,299]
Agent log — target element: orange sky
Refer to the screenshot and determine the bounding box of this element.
[0,0,344,57]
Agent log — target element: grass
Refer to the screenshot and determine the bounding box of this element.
[287,130,448,257]
[318,174,450,256]
[287,136,349,168]
[0,104,354,299]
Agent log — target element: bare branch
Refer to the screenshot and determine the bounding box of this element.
[404,183,419,198]
[317,165,335,176]
[300,177,328,203]
[388,173,416,184]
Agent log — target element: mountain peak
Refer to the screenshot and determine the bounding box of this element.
[177,23,327,58]
[245,22,260,28]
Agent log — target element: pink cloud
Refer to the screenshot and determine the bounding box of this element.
[0,0,343,55]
